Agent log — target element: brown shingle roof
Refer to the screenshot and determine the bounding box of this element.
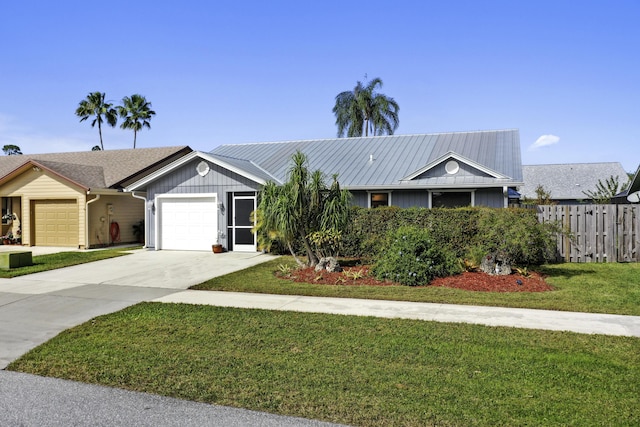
[0,146,191,189]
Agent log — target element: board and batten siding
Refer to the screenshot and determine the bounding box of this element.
[394,190,429,208]
[349,190,430,208]
[474,188,504,208]
[0,168,86,247]
[145,159,261,248]
[350,191,368,208]
[349,188,503,208]
[416,161,493,179]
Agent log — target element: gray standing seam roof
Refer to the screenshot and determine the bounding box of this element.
[209,130,523,189]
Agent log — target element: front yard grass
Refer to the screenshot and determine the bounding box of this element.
[191,258,640,316]
[0,247,139,278]
[9,303,639,427]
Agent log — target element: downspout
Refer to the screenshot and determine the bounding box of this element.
[85,193,100,250]
[131,191,148,248]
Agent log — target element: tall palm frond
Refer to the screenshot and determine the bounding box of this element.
[118,94,156,148]
[332,77,399,138]
[75,92,118,150]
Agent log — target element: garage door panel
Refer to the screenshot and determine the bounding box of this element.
[158,197,217,251]
[33,200,78,247]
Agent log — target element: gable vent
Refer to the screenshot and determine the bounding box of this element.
[445,160,459,175]
[196,161,210,176]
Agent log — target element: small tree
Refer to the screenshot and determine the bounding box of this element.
[256,151,351,266]
[522,185,555,205]
[2,144,22,155]
[582,175,628,204]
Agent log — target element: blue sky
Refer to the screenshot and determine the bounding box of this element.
[1,1,639,172]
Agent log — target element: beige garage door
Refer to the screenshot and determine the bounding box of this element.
[32,200,79,247]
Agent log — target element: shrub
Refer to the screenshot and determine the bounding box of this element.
[372,226,462,286]
[473,208,557,266]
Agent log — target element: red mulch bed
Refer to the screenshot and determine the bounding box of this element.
[281,265,553,292]
[429,271,553,292]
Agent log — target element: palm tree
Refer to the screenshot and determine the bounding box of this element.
[75,92,118,151]
[333,77,399,138]
[118,94,156,148]
[256,151,351,266]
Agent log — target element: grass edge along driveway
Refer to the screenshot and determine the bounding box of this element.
[9,303,639,427]
[0,247,138,278]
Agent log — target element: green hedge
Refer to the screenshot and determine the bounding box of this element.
[342,206,481,260]
[341,206,556,266]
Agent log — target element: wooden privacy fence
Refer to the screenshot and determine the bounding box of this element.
[537,204,640,263]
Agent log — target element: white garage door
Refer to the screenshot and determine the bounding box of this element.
[157,196,217,251]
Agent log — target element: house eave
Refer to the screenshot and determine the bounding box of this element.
[87,188,126,196]
[345,181,523,191]
[402,151,510,181]
[0,160,90,191]
[125,151,270,192]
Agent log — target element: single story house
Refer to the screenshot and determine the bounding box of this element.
[613,164,640,203]
[0,146,191,248]
[520,162,629,205]
[126,129,523,252]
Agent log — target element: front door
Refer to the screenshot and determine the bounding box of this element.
[232,195,256,252]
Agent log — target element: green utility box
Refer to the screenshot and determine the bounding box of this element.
[0,251,33,269]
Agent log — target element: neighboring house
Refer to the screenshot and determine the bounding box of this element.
[126,129,523,252]
[520,162,629,205]
[0,146,191,249]
[613,164,640,203]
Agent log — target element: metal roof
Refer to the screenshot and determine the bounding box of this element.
[210,129,522,189]
[520,162,629,200]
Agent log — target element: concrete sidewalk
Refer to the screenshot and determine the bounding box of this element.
[154,291,640,337]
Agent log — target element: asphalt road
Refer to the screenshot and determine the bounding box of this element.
[0,370,346,427]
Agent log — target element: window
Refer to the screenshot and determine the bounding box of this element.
[1,198,12,224]
[431,192,472,208]
[370,192,390,208]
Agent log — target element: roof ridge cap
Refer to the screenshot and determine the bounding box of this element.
[214,129,519,147]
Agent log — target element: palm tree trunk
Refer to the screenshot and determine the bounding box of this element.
[287,242,306,267]
[98,122,104,150]
[301,236,319,267]
[133,129,137,149]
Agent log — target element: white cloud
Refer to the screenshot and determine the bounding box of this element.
[529,134,560,150]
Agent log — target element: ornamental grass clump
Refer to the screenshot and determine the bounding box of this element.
[372,226,461,286]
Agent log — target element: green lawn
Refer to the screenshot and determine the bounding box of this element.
[192,258,640,316]
[0,247,138,278]
[9,303,639,427]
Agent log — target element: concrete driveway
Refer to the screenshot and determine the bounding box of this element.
[0,249,278,368]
